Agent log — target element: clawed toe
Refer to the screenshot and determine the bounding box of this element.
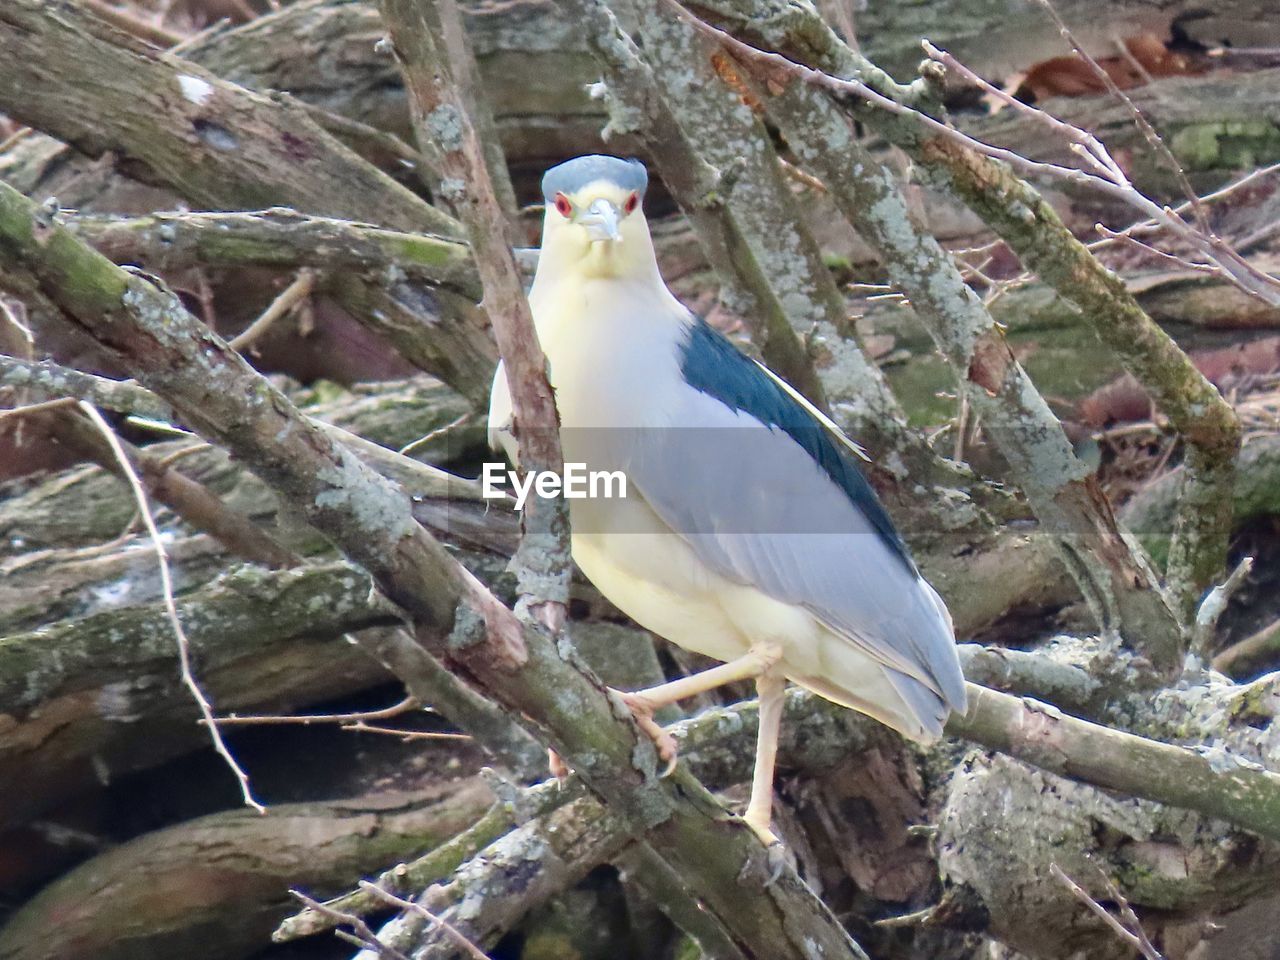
[742,815,787,885]
[762,840,787,886]
[615,690,680,776]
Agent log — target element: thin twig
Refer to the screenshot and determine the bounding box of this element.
[0,125,32,155]
[210,695,423,726]
[154,441,210,471]
[290,891,412,960]
[1094,225,1218,274]
[1193,556,1255,657]
[921,38,1119,181]
[78,401,265,813]
[663,0,1277,305]
[358,881,491,960]
[1050,863,1162,959]
[0,397,78,423]
[398,411,472,457]
[1111,35,1156,89]
[343,722,470,741]
[81,0,184,47]
[229,269,316,352]
[1034,0,1208,235]
[1093,865,1163,960]
[917,36,1278,302]
[1091,162,1280,251]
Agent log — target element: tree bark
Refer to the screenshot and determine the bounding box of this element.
[0,780,497,960]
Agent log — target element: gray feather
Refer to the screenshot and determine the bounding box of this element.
[624,387,967,716]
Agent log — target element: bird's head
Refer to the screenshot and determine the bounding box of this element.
[537,155,655,281]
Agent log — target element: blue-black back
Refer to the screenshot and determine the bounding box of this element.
[679,319,916,575]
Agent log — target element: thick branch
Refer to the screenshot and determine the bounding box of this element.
[294,657,1280,954]
[0,562,399,829]
[0,355,175,421]
[0,781,498,960]
[691,0,1242,618]
[0,1,458,238]
[379,0,572,617]
[1124,434,1280,563]
[564,0,827,407]
[951,682,1280,841]
[66,209,482,300]
[0,366,485,570]
[0,0,499,405]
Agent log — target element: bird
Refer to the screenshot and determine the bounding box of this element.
[488,154,966,847]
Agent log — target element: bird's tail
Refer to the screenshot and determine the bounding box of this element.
[791,577,967,744]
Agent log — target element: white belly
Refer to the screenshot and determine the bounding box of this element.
[570,492,750,664]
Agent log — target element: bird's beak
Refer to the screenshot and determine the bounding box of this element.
[578,198,622,243]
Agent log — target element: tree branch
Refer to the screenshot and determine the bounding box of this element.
[0,0,459,238]
[0,780,498,960]
[685,0,1245,621]
[378,0,571,623]
[667,0,1184,668]
[65,208,482,300]
[0,0,499,405]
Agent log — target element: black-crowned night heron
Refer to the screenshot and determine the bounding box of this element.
[489,155,966,847]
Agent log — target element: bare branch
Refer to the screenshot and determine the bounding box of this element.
[378,0,571,627]
[77,401,265,813]
[290,891,412,960]
[359,881,492,960]
[952,683,1280,842]
[666,0,1183,662]
[683,0,1245,627]
[64,208,482,298]
[1193,556,1255,657]
[1050,863,1164,960]
[0,354,175,420]
[1,143,869,960]
[212,695,425,727]
[228,268,316,351]
[1032,0,1207,235]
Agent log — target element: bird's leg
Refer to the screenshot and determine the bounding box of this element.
[610,645,782,776]
[741,670,786,849]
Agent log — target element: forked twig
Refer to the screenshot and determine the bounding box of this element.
[1050,862,1163,960]
[660,0,1280,305]
[290,890,412,960]
[78,401,264,813]
[1033,0,1208,234]
[358,881,491,960]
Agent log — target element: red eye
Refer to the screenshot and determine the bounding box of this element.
[554,193,572,218]
[623,191,639,214]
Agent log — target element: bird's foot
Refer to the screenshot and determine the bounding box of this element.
[613,689,679,777]
[741,812,786,885]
